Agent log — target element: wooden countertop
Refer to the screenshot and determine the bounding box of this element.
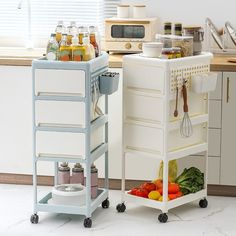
[1,53,236,72]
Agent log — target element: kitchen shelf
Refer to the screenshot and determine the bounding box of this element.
[31,53,112,228]
[118,53,212,223]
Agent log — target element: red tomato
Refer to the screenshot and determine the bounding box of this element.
[129,187,140,195]
[140,182,156,193]
[136,188,149,198]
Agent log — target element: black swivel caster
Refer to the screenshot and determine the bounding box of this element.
[116,203,126,213]
[30,214,39,224]
[102,198,110,209]
[199,198,208,208]
[158,213,168,223]
[84,218,92,228]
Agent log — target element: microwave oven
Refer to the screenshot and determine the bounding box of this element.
[105,18,158,53]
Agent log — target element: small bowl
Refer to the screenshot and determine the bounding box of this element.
[142,42,163,58]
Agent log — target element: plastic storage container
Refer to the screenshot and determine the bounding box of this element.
[191,72,218,93]
[99,72,119,95]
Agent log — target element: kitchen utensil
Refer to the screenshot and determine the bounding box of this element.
[174,82,179,117]
[225,21,236,46]
[51,184,86,206]
[142,42,163,58]
[206,18,224,50]
[180,81,193,137]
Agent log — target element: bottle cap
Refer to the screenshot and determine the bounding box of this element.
[91,164,98,173]
[72,163,84,172]
[59,162,70,171]
[70,21,76,26]
[58,20,64,25]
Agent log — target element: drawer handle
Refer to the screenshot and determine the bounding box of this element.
[226,77,230,103]
[37,92,83,97]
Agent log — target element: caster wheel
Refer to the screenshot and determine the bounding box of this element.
[102,198,110,209]
[30,214,39,224]
[84,218,92,228]
[158,213,168,223]
[116,203,126,213]
[199,198,208,208]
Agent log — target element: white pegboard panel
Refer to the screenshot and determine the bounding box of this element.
[170,64,210,93]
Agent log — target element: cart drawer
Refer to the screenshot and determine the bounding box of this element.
[123,62,165,93]
[35,69,85,96]
[35,101,86,127]
[124,123,164,155]
[124,92,164,124]
[124,123,206,156]
[36,128,103,158]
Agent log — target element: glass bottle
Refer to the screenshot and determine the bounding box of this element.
[70,163,84,184]
[82,33,95,61]
[78,26,86,45]
[89,26,100,57]
[58,162,70,185]
[67,21,78,46]
[55,20,66,44]
[46,33,59,60]
[164,22,172,35]
[174,23,182,36]
[59,33,72,61]
[71,36,86,61]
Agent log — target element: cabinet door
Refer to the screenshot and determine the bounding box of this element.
[221,72,236,185]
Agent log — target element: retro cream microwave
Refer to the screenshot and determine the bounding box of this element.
[105,18,158,53]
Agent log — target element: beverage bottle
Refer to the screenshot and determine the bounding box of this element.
[46,33,59,60]
[71,36,86,61]
[91,164,98,198]
[67,21,77,46]
[59,34,72,61]
[82,33,95,61]
[58,162,70,185]
[70,163,84,185]
[78,26,86,45]
[89,26,100,57]
[55,20,66,43]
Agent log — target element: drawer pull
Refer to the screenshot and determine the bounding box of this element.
[226,77,230,103]
[37,92,83,97]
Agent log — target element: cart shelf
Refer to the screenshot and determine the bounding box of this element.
[124,189,207,212]
[36,188,108,216]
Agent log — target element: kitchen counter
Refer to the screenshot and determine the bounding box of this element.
[1,51,236,71]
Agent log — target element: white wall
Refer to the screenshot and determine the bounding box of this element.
[122,0,236,31]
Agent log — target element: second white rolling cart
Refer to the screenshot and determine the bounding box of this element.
[117,52,215,222]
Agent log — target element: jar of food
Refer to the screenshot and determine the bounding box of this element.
[162,47,182,59]
[164,22,172,35]
[174,23,182,36]
[70,163,84,185]
[172,35,193,57]
[183,26,204,55]
[133,5,146,18]
[117,5,130,18]
[58,162,70,185]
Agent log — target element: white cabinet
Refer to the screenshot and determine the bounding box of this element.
[0,66,33,174]
[221,72,236,185]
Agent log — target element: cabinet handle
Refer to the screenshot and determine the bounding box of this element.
[226,77,230,103]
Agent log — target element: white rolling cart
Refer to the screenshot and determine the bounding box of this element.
[116,52,217,223]
[30,52,119,228]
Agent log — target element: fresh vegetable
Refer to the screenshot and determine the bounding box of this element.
[168,183,180,194]
[175,167,204,195]
[129,187,140,195]
[158,160,178,183]
[135,188,149,198]
[148,190,161,200]
[168,193,178,200]
[141,182,156,193]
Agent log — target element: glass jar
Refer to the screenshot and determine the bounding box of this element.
[172,35,193,57]
[164,22,172,35]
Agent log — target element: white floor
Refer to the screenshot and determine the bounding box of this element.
[1,184,236,236]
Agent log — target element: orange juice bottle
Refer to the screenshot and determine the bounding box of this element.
[59,34,72,61]
[55,21,65,44]
[78,26,87,45]
[82,33,95,61]
[71,36,86,61]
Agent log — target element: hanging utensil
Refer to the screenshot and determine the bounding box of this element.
[180,80,193,137]
[174,80,179,117]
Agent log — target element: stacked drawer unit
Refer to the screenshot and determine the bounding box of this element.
[31,53,111,227]
[119,53,214,221]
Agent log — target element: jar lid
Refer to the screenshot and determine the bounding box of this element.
[133,5,146,7]
[118,4,130,7]
[183,25,202,30]
[52,184,86,197]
